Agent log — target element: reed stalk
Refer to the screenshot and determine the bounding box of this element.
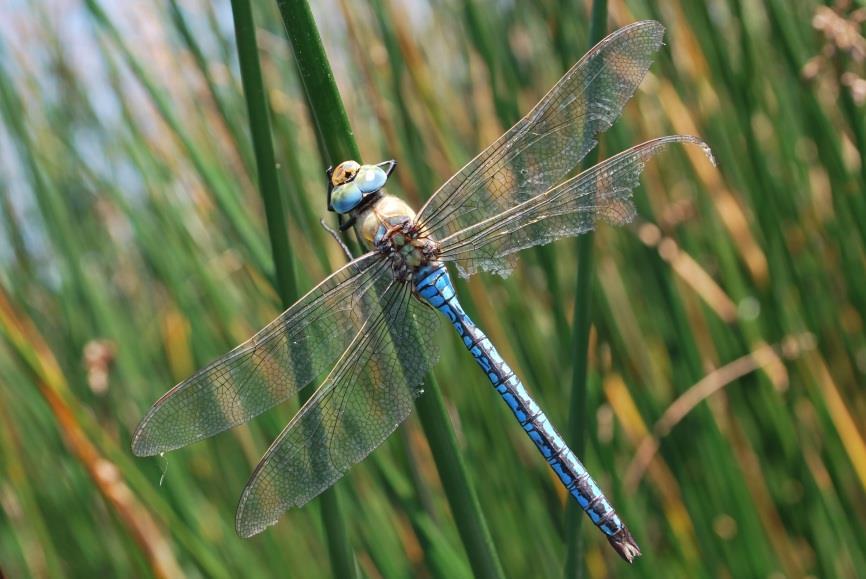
[564,2,608,577]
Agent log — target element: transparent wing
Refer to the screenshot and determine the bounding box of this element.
[236,281,439,537]
[132,252,393,456]
[437,136,716,277]
[414,20,665,241]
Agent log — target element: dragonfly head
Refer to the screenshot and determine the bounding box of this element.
[327,160,396,214]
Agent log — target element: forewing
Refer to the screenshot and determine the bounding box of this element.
[235,281,439,537]
[132,252,392,456]
[436,136,716,277]
[414,21,665,240]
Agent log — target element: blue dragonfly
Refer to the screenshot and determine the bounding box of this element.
[132,20,714,563]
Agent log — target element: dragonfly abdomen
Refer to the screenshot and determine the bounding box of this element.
[414,263,641,563]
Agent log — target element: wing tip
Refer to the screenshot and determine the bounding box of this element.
[131,416,154,457]
[636,135,717,168]
[235,515,279,539]
[235,484,286,539]
[587,20,666,57]
[130,409,179,457]
[673,135,718,167]
[130,432,164,457]
[235,513,274,539]
[619,19,665,42]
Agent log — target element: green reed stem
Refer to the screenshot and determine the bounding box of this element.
[564,1,607,578]
[415,377,506,579]
[263,1,359,576]
[275,1,359,166]
[230,0,297,306]
[276,0,362,256]
[275,2,503,577]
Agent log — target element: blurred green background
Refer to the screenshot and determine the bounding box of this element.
[1,0,865,577]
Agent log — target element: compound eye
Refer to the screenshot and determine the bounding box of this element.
[355,164,388,193]
[331,160,361,187]
[330,182,363,214]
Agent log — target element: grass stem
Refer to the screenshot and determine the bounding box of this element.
[415,376,506,579]
[230,0,297,305]
[564,2,608,577]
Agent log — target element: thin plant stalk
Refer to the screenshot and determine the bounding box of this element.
[233,1,356,577]
[414,377,506,579]
[274,1,504,577]
[564,1,608,577]
[230,0,297,305]
[275,0,363,255]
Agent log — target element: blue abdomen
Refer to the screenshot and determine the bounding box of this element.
[413,263,639,560]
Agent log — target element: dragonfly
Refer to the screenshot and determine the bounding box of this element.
[133,20,714,563]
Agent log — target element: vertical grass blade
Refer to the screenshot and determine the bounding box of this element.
[274,2,504,577]
[414,376,506,579]
[275,0,362,255]
[233,1,357,577]
[275,0,359,166]
[230,0,297,305]
[564,1,608,577]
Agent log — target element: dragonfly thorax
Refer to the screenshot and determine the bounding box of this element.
[359,197,439,282]
[377,222,439,282]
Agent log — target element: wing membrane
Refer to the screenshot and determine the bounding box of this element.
[414,21,665,240]
[236,282,439,537]
[437,136,716,277]
[132,252,391,456]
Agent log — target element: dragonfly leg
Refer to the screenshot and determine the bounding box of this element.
[319,218,353,261]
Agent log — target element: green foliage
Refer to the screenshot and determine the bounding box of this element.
[1,1,865,578]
